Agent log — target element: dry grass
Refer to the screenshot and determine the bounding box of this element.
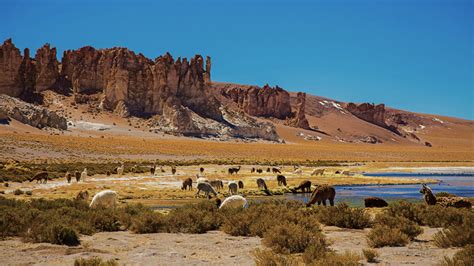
[440,245,474,266]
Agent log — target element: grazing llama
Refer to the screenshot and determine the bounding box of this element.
[218,195,248,209]
[29,172,48,184]
[228,181,238,195]
[238,180,244,189]
[364,197,388,208]
[256,168,263,174]
[195,182,218,199]
[291,180,312,193]
[89,190,118,208]
[272,167,281,174]
[182,178,193,190]
[311,169,325,176]
[76,190,89,201]
[210,180,224,191]
[276,175,287,186]
[306,185,336,207]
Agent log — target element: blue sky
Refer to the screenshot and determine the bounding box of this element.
[2,0,473,119]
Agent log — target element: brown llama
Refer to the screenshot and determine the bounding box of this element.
[364,197,388,208]
[30,172,48,184]
[420,184,436,205]
[266,167,271,172]
[256,178,272,196]
[210,180,224,191]
[306,185,336,207]
[171,166,177,175]
[228,166,241,174]
[256,168,263,174]
[76,190,89,201]
[65,172,72,183]
[272,167,281,174]
[150,166,155,175]
[74,171,81,182]
[238,180,244,189]
[276,175,287,186]
[182,178,193,190]
[200,167,205,174]
[251,167,255,173]
[291,180,312,193]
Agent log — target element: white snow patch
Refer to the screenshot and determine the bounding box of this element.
[432,117,444,124]
[419,125,425,129]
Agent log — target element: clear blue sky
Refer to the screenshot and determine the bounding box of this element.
[2,0,473,119]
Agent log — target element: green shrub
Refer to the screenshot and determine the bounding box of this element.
[314,203,371,229]
[263,223,326,254]
[74,257,118,266]
[367,226,409,248]
[373,213,422,240]
[441,245,474,266]
[362,248,379,263]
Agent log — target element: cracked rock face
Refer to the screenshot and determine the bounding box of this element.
[285,92,310,130]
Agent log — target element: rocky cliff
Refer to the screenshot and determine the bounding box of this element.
[285,92,310,129]
[345,102,401,135]
[0,39,280,141]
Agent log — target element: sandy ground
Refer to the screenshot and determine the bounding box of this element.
[0,226,459,265]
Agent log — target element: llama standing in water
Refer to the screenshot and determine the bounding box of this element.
[306,185,336,207]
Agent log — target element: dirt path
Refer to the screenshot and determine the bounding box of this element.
[0,226,459,265]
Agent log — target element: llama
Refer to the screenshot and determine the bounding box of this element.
[238,180,244,189]
[294,168,303,175]
[210,180,224,191]
[228,181,238,195]
[74,171,81,182]
[420,184,436,205]
[195,182,218,199]
[228,166,241,175]
[266,167,271,172]
[218,195,248,209]
[171,166,177,175]
[150,166,155,176]
[182,178,193,190]
[117,164,124,176]
[291,180,312,193]
[311,169,325,176]
[30,172,48,184]
[364,197,388,208]
[160,166,165,173]
[420,184,471,208]
[256,168,263,174]
[272,167,281,174]
[76,190,89,201]
[256,178,268,190]
[200,167,205,174]
[65,171,72,183]
[251,167,256,173]
[306,185,336,207]
[276,175,287,186]
[89,190,118,208]
[342,171,351,176]
[106,171,111,176]
[81,168,88,182]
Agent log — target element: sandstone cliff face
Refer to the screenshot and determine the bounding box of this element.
[285,92,310,129]
[219,84,292,119]
[345,103,400,135]
[0,39,279,141]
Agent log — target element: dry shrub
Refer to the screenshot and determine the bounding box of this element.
[441,245,474,266]
[373,213,422,240]
[436,192,457,198]
[434,214,474,248]
[263,223,326,254]
[130,212,167,234]
[166,201,222,234]
[74,257,118,266]
[302,239,330,263]
[314,203,371,229]
[367,226,409,248]
[362,248,379,263]
[13,189,24,195]
[253,248,298,266]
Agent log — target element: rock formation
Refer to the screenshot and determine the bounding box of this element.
[285,92,310,129]
[0,94,67,130]
[345,102,400,134]
[0,39,280,141]
[219,84,292,119]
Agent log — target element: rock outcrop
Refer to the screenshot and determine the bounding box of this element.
[345,102,400,134]
[285,92,310,129]
[219,84,292,119]
[0,39,279,141]
[0,94,67,130]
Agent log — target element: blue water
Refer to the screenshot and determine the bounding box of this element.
[285,172,474,207]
